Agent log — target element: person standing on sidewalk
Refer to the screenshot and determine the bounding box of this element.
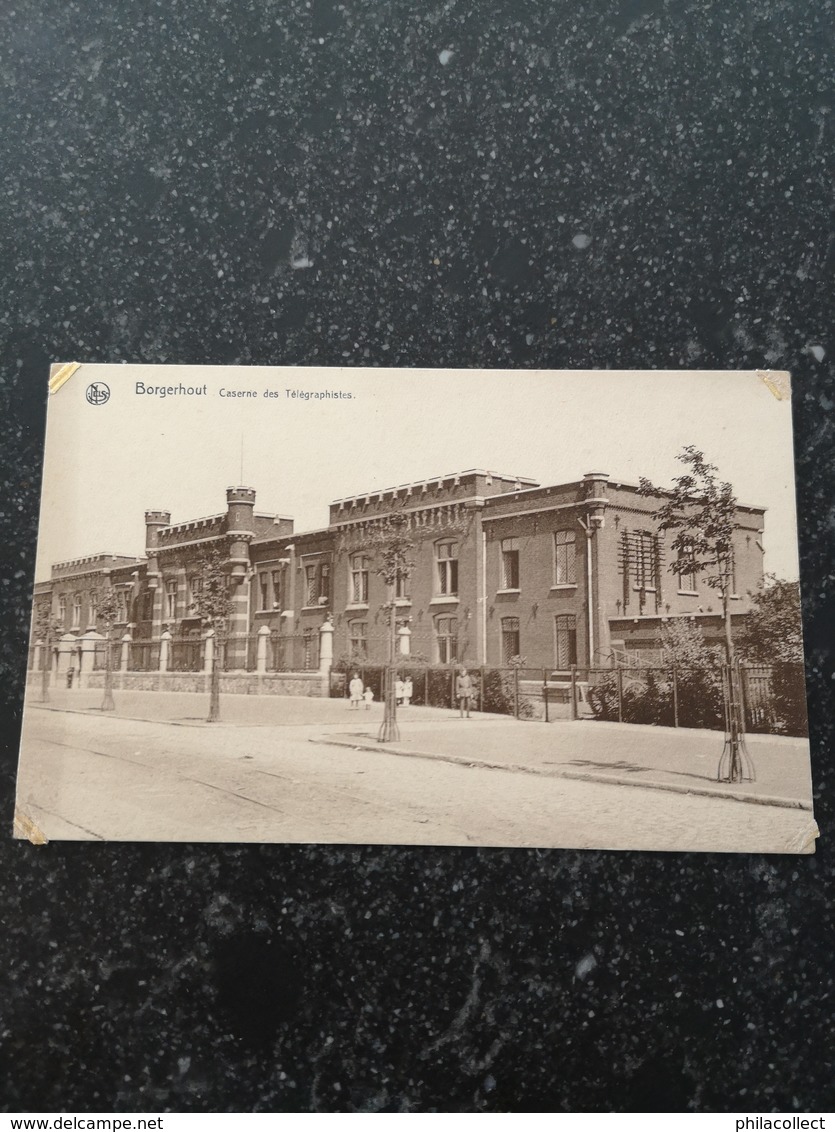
[349,672,364,710]
[456,667,474,718]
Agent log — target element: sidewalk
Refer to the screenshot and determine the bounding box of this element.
[317,716,814,811]
[25,687,501,728]
[26,688,814,811]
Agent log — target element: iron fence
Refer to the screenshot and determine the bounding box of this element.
[328,660,806,735]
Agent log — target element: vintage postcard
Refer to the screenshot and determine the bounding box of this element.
[14,365,816,852]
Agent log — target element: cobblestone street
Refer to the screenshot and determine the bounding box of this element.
[15,694,817,852]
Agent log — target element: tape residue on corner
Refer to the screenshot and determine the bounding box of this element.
[757,370,791,401]
[13,808,49,845]
[48,362,81,395]
[785,819,819,855]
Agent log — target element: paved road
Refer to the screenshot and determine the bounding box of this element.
[15,707,815,852]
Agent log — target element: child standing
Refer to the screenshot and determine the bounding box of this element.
[348,672,364,709]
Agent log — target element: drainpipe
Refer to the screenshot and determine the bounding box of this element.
[580,472,609,669]
[481,527,488,665]
[577,516,595,668]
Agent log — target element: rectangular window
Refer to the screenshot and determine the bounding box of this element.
[554,614,578,669]
[260,574,270,612]
[188,575,203,608]
[501,538,520,589]
[72,594,82,629]
[436,616,458,664]
[89,593,98,624]
[350,555,370,604]
[554,530,576,585]
[271,569,281,610]
[58,595,67,625]
[165,579,177,620]
[305,564,318,606]
[436,542,459,596]
[635,531,657,590]
[677,543,697,592]
[349,620,368,658]
[395,570,410,600]
[320,562,330,604]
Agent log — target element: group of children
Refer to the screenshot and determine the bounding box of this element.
[347,673,413,710]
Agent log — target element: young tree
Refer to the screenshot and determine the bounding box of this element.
[737,576,804,664]
[640,447,753,782]
[33,600,62,704]
[93,583,122,711]
[737,576,807,737]
[372,512,414,742]
[194,549,234,723]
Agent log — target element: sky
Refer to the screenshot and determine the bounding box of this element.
[34,365,800,581]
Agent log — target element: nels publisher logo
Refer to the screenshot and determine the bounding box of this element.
[85,382,110,406]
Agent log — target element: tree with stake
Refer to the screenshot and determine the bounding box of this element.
[194,549,233,723]
[640,446,754,783]
[374,512,414,743]
[33,600,61,704]
[93,583,121,712]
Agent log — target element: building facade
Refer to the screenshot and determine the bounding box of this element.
[31,470,766,677]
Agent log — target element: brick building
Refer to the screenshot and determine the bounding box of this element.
[31,470,765,680]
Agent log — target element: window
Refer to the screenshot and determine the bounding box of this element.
[436,616,458,664]
[259,573,270,612]
[305,564,318,606]
[117,590,128,621]
[271,569,281,610]
[165,578,177,619]
[304,561,330,605]
[72,594,82,629]
[725,546,737,596]
[188,575,203,608]
[554,615,578,669]
[500,538,520,589]
[436,541,459,596]
[350,554,370,604]
[89,593,98,624]
[677,542,697,592]
[349,620,368,658]
[58,595,67,625]
[553,530,576,585]
[635,531,657,590]
[395,569,410,600]
[501,617,520,664]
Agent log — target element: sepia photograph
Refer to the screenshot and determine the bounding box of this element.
[15,365,816,852]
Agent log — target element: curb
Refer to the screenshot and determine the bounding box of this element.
[313,737,813,812]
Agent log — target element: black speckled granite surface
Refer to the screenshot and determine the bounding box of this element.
[1,0,833,1113]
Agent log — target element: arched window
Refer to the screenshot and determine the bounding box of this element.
[554,615,577,670]
[501,617,520,664]
[436,616,458,664]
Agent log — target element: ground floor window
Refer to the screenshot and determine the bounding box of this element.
[501,617,520,664]
[349,620,368,658]
[436,616,458,664]
[554,614,577,669]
